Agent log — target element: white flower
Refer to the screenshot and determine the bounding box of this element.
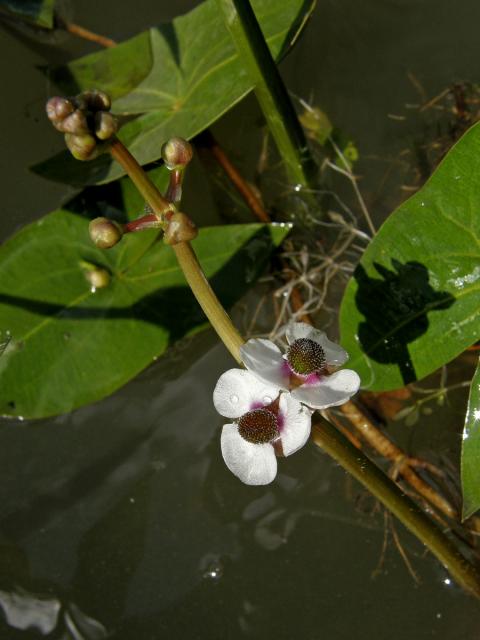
[240,322,360,411]
[213,369,312,485]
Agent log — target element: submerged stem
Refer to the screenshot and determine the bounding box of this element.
[312,418,480,598]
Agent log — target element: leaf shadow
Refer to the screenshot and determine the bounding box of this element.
[0,226,277,361]
[153,22,181,69]
[354,259,455,385]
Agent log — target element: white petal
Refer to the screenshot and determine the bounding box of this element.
[291,369,361,410]
[278,393,312,456]
[240,339,290,389]
[285,322,348,366]
[213,368,280,419]
[221,424,277,485]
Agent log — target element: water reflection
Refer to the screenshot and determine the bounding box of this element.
[0,586,107,638]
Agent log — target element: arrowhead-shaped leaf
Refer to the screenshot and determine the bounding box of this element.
[461,357,480,520]
[340,122,480,391]
[32,0,316,186]
[0,210,289,419]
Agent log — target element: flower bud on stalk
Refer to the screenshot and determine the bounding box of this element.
[163,212,198,245]
[161,137,193,170]
[80,261,111,290]
[45,91,118,161]
[65,133,98,161]
[89,217,123,249]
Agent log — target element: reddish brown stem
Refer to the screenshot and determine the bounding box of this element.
[124,214,163,233]
[62,21,117,48]
[198,130,270,222]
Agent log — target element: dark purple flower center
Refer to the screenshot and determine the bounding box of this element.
[287,338,326,376]
[237,408,279,444]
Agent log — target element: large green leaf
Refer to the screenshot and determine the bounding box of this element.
[32,0,316,186]
[0,213,289,419]
[0,0,55,28]
[340,122,480,391]
[461,357,480,519]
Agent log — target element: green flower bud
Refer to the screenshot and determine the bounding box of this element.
[161,137,193,169]
[163,212,198,245]
[94,111,118,140]
[46,97,74,124]
[84,267,111,290]
[59,110,90,135]
[65,133,98,161]
[89,217,123,249]
[75,90,111,112]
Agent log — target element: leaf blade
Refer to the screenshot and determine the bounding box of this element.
[461,357,480,520]
[0,212,289,419]
[32,0,315,186]
[340,122,480,391]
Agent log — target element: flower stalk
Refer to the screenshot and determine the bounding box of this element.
[108,138,244,364]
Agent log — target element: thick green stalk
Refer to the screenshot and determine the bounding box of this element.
[109,138,480,598]
[312,419,480,598]
[215,0,316,189]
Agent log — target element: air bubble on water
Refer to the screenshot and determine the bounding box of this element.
[200,555,224,582]
[443,577,452,586]
[230,394,239,404]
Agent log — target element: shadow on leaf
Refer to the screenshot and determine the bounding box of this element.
[354,259,455,385]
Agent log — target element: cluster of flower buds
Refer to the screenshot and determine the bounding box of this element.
[46,90,118,160]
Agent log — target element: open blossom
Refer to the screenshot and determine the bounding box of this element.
[240,322,360,411]
[213,369,311,485]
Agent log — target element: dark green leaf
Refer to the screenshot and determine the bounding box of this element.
[52,31,153,102]
[461,357,480,519]
[340,122,480,391]
[32,0,315,186]
[0,0,55,28]
[0,211,289,419]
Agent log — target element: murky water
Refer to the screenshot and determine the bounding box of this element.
[1,1,480,638]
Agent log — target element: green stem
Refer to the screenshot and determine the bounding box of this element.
[312,419,480,598]
[109,139,244,364]
[109,138,480,598]
[173,243,244,362]
[215,0,316,189]
[110,139,174,219]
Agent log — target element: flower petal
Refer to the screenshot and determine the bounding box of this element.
[221,424,277,485]
[286,322,348,366]
[291,369,361,410]
[240,338,290,389]
[278,393,312,456]
[213,368,280,419]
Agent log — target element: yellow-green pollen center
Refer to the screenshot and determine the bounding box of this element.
[287,338,326,375]
[238,408,279,444]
